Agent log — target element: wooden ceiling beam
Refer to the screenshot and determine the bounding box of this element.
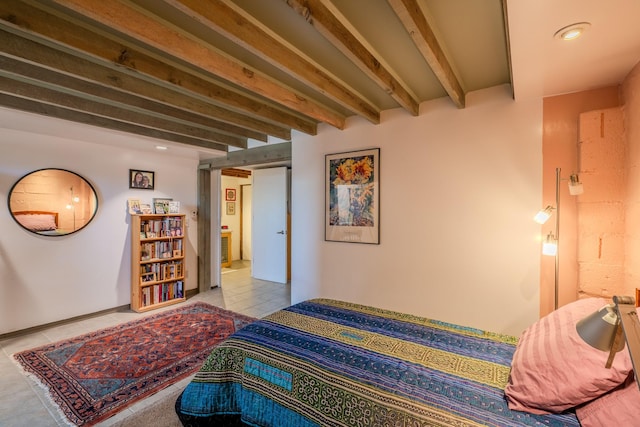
[0,75,248,147]
[0,1,301,140]
[205,142,292,169]
[0,93,229,152]
[43,0,347,129]
[0,47,269,143]
[169,0,380,124]
[222,168,252,178]
[284,0,419,116]
[387,0,466,108]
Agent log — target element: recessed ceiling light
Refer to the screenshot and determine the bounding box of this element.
[155,145,168,150]
[554,22,591,41]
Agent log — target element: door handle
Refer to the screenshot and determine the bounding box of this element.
[277,230,286,234]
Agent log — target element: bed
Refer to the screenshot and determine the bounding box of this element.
[12,210,62,235]
[176,298,638,426]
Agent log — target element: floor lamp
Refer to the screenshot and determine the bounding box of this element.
[66,186,80,231]
[534,167,583,309]
[577,295,640,389]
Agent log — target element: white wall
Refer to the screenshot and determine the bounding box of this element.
[1,84,544,337]
[291,85,543,336]
[0,109,199,334]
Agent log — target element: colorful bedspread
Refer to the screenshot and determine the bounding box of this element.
[176,299,579,426]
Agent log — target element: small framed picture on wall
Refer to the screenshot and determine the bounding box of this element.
[225,188,236,201]
[130,169,155,190]
[226,202,236,215]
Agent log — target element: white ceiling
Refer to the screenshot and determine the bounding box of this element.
[508,0,640,101]
[0,0,639,161]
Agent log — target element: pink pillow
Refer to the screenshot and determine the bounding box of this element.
[16,214,57,231]
[576,374,640,427]
[504,298,633,414]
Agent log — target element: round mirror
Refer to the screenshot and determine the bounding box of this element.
[8,168,98,236]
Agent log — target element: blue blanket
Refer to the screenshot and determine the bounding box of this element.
[177,299,579,426]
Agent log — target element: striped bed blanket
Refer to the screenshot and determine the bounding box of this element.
[176,299,579,426]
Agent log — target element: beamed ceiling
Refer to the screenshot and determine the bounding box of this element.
[0,0,510,157]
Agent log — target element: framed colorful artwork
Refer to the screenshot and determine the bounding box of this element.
[225,188,236,201]
[325,148,380,244]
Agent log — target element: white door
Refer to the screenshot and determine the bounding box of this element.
[252,167,287,283]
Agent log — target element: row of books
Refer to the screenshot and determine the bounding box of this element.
[140,261,183,283]
[140,218,183,239]
[140,281,184,307]
[140,240,183,261]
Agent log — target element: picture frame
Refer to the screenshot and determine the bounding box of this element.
[225,188,236,201]
[168,201,181,214]
[325,148,380,244]
[129,169,155,190]
[152,198,173,214]
[226,201,236,215]
[140,272,156,284]
[139,203,153,214]
[127,198,141,215]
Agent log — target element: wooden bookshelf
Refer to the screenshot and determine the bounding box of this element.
[131,214,186,312]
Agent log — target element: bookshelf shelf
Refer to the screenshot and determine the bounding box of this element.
[131,214,186,312]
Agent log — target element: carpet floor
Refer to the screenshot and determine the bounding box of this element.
[13,302,255,426]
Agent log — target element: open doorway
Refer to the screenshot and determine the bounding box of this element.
[218,169,289,317]
[220,170,252,279]
[195,142,291,295]
[219,167,290,291]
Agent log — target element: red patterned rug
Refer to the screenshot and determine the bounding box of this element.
[13,302,255,426]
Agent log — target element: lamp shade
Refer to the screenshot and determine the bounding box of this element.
[542,233,558,256]
[576,304,625,353]
[534,206,554,224]
[568,174,584,195]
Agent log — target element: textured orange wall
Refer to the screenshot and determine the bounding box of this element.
[541,87,620,316]
[578,109,626,299]
[622,62,640,293]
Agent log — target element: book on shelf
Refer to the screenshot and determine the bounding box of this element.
[140,242,183,262]
[172,239,183,256]
[176,281,184,298]
[138,217,183,239]
[140,203,153,214]
[140,280,184,307]
[142,286,149,306]
[161,217,182,237]
[139,260,183,280]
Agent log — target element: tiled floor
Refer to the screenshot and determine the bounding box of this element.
[0,261,290,426]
